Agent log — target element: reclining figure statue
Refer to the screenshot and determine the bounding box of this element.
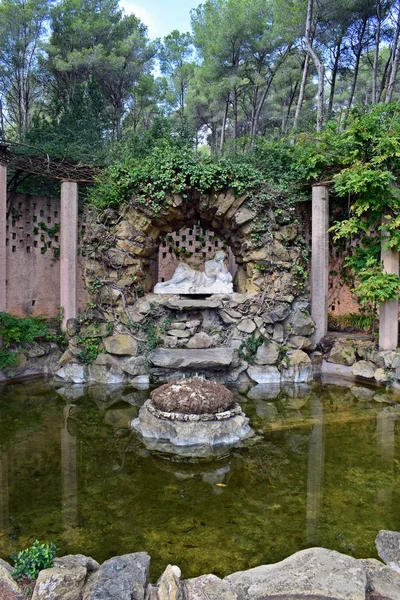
[154,250,233,294]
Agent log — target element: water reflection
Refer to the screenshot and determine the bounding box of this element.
[306,395,324,545]
[0,452,9,533]
[61,404,78,531]
[0,379,399,578]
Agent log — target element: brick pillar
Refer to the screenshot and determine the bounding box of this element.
[0,165,6,311]
[379,219,399,350]
[311,184,329,343]
[60,181,78,328]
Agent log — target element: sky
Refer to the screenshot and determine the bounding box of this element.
[119,0,203,39]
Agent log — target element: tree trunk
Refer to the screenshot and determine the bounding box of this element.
[328,37,342,116]
[304,0,324,132]
[293,53,310,131]
[345,16,368,120]
[220,96,229,153]
[386,0,400,102]
[372,0,382,104]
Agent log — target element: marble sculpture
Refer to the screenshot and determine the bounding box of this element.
[154,250,233,294]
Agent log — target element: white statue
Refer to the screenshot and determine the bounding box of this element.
[154,250,233,294]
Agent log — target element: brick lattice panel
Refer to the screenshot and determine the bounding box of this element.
[6,195,60,258]
[158,224,236,282]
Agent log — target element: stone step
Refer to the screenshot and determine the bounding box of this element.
[148,348,234,369]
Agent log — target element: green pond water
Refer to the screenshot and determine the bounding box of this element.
[0,378,400,580]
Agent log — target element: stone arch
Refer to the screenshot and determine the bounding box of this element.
[120,188,254,293]
[83,186,304,309]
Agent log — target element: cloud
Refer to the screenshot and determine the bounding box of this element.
[119,1,160,38]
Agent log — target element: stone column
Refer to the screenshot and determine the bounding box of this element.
[60,181,78,329]
[311,184,329,343]
[306,395,325,545]
[379,219,399,350]
[0,165,6,311]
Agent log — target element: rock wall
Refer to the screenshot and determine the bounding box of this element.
[53,292,316,386]
[2,530,400,600]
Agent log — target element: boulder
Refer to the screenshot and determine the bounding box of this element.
[148,348,234,369]
[87,364,127,384]
[103,334,138,356]
[379,351,397,369]
[32,566,87,600]
[0,559,12,573]
[254,342,280,365]
[374,368,389,383]
[287,335,315,350]
[328,343,356,366]
[120,356,148,377]
[169,322,186,330]
[83,553,150,600]
[157,565,182,600]
[273,323,284,343]
[375,530,400,572]
[247,365,281,384]
[351,360,375,379]
[168,330,191,339]
[360,558,400,600]
[285,307,315,336]
[220,311,240,325]
[54,555,99,573]
[237,319,256,334]
[25,342,46,358]
[0,565,21,599]
[289,349,311,366]
[225,547,366,600]
[56,363,87,383]
[66,318,80,337]
[185,574,238,600]
[186,333,212,349]
[262,303,291,324]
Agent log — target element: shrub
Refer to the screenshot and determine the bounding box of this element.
[12,540,59,580]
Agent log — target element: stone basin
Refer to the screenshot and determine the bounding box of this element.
[131,377,254,457]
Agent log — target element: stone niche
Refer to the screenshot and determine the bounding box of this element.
[82,187,306,311]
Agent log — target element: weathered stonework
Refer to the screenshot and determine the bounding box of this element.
[81,188,306,313]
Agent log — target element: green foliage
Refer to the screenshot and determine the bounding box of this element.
[0,348,18,370]
[353,267,400,309]
[12,540,59,581]
[76,323,103,364]
[0,312,50,348]
[238,334,267,363]
[88,142,263,212]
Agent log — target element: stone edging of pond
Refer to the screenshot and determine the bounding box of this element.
[1,530,400,600]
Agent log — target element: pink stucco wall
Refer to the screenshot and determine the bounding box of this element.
[5,193,88,317]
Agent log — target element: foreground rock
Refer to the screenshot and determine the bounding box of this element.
[0,564,22,599]
[361,558,400,600]
[185,574,238,600]
[375,530,400,573]
[83,553,150,600]
[224,548,366,600]
[32,565,87,600]
[4,542,400,600]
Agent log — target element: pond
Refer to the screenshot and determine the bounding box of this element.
[0,378,399,580]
